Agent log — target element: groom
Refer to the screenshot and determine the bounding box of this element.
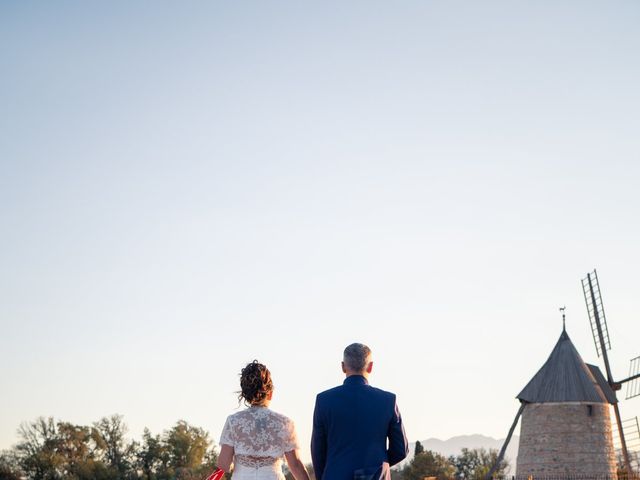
[311,343,409,480]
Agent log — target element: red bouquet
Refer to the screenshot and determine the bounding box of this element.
[204,468,225,480]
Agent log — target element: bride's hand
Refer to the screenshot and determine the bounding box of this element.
[217,444,234,473]
[284,449,310,480]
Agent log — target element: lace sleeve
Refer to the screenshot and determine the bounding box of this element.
[282,418,299,453]
[219,416,234,447]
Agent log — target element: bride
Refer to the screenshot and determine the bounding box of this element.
[217,361,311,480]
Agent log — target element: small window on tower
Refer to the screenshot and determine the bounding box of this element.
[587,405,593,416]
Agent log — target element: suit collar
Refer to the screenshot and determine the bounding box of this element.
[343,375,369,386]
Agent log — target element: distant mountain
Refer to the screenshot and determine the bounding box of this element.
[395,434,519,473]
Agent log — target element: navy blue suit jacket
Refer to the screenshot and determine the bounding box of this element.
[311,375,409,480]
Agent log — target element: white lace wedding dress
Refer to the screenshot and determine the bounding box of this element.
[220,406,299,480]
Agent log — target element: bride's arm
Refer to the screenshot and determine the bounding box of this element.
[284,449,310,480]
[217,444,234,473]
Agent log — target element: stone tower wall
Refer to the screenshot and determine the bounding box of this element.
[516,402,616,478]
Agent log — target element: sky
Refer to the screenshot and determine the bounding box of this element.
[1,0,640,464]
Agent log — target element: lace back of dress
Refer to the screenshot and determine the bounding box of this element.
[220,406,299,465]
[235,455,282,469]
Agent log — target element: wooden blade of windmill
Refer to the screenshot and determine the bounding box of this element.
[622,356,640,400]
[582,270,633,473]
[584,270,615,382]
[484,402,525,480]
[613,402,633,474]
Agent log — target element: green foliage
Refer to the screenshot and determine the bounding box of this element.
[16,417,65,480]
[165,421,209,470]
[7,416,221,480]
[93,415,136,478]
[56,422,104,480]
[449,448,508,480]
[160,421,211,480]
[136,429,164,480]
[0,450,22,480]
[401,449,456,480]
[399,447,508,480]
[414,441,424,457]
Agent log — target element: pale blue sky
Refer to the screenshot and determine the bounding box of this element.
[2,1,640,462]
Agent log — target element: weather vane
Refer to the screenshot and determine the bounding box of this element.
[559,305,566,330]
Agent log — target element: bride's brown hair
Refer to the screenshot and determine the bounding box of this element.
[238,360,273,406]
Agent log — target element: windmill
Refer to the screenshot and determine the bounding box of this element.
[487,307,620,480]
[582,269,640,474]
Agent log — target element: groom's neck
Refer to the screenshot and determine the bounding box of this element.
[344,371,369,379]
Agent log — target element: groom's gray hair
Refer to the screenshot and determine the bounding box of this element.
[343,343,372,372]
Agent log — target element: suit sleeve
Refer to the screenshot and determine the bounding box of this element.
[311,394,327,480]
[386,395,409,466]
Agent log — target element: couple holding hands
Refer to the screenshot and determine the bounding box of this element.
[215,343,409,480]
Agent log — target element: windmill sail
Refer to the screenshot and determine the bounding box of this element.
[627,356,640,400]
[582,270,611,359]
[612,417,640,472]
[581,269,636,474]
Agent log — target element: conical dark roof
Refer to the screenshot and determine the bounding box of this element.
[517,329,616,404]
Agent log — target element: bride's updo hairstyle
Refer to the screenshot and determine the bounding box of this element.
[238,360,274,406]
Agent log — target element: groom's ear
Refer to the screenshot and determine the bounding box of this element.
[366,362,373,374]
[341,361,346,373]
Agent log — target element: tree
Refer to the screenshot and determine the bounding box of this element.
[93,415,136,478]
[12,416,128,480]
[136,428,164,480]
[450,448,508,480]
[5,415,224,480]
[15,417,64,480]
[414,441,424,457]
[200,447,219,477]
[0,450,22,480]
[55,422,102,480]
[401,450,455,480]
[162,420,210,479]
